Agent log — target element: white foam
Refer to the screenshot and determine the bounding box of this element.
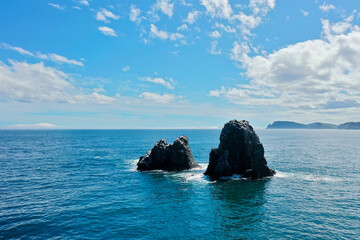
[275,171,340,182]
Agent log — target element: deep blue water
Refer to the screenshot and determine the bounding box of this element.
[0,129,359,239]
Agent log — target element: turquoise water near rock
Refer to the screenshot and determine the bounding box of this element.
[0,129,359,239]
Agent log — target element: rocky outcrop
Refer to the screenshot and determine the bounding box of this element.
[137,136,199,171]
[204,120,275,180]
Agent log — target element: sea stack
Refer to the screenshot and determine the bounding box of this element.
[204,120,275,180]
[137,135,199,171]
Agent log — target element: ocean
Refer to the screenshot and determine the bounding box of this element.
[0,129,359,239]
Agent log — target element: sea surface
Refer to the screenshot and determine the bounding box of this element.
[0,129,359,239]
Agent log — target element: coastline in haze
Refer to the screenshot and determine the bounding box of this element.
[267,121,360,129]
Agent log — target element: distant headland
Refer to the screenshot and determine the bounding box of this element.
[267,121,360,130]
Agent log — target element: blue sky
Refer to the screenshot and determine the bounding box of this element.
[1,0,360,129]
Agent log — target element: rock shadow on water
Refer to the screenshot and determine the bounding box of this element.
[206,179,271,239]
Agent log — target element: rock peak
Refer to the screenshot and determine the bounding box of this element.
[205,119,275,180]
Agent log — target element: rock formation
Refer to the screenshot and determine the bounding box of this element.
[204,120,275,180]
[137,135,199,171]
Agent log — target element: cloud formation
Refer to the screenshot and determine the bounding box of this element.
[98,26,117,37]
[152,0,174,18]
[1,43,84,66]
[0,60,113,104]
[150,24,183,41]
[319,2,336,12]
[140,76,174,89]
[48,3,65,10]
[6,123,59,129]
[201,0,233,19]
[130,5,141,22]
[139,92,176,103]
[211,21,360,111]
[96,8,119,23]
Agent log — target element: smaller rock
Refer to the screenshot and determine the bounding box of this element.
[137,136,199,171]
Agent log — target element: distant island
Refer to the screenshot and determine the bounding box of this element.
[267,121,360,129]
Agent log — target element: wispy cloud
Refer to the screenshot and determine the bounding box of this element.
[319,2,336,12]
[210,30,221,38]
[1,43,34,56]
[210,41,221,54]
[184,10,200,24]
[177,24,188,31]
[130,5,141,23]
[96,8,119,23]
[150,24,183,41]
[78,0,89,6]
[48,3,65,10]
[201,0,233,19]
[98,26,117,37]
[140,76,174,89]
[38,53,84,66]
[301,9,309,16]
[6,123,59,129]
[139,92,176,104]
[122,66,131,72]
[152,0,174,18]
[1,43,84,66]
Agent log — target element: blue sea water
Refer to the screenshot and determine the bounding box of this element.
[0,129,359,239]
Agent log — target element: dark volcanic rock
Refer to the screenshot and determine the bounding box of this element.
[205,120,275,180]
[137,136,199,171]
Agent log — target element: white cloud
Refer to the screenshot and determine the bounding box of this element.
[230,41,250,61]
[301,9,309,17]
[1,43,34,56]
[152,0,174,18]
[139,92,176,104]
[140,76,174,89]
[210,41,221,54]
[122,66,131,72]
[6,123,59,129]
[78,0,89,6]
[177,24,188,31]
[130,5,141,22]
[169,33,184,41]
[98,26,117,37]
[232,12,261,35]
[96,8,119,22]
[321,16,358,36]
[211,24,360,111]
[201,0,233,19]
[39,53,84,66]
[214,22,236,33]
[1,43,84,66]
[150,24,169,39]
[150,24,183,41]
[184,10,200,24]
[249,0,275,15]
[319,2,336,12]
[48,3,65,10]
[0,60,113,104]
[210,30,221,38]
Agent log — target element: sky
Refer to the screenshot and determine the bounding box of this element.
[1,0,360,129]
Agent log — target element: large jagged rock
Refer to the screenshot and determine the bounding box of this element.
[137,136,199,171]
[204,120,275,180]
